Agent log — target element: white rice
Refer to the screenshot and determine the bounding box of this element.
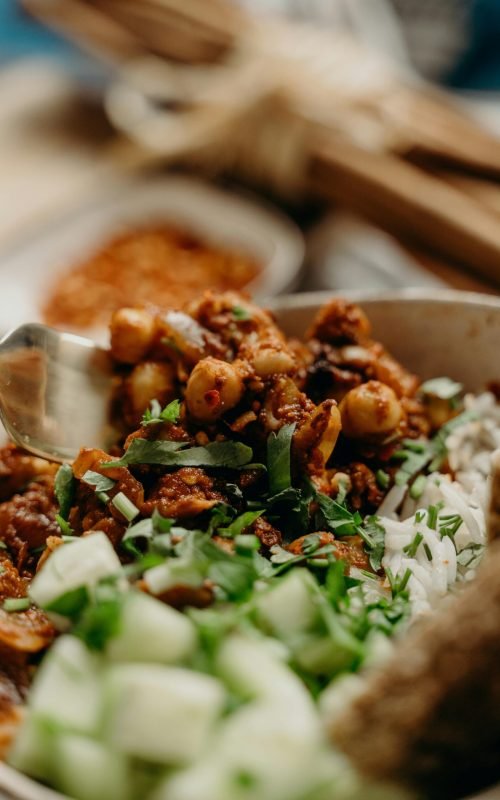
[374,392,498,618]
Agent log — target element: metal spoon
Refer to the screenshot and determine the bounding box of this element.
[0,324,116,463]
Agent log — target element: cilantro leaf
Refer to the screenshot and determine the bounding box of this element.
[362,516,386,572]
[82,470,116,493]
[122,511,174,556]
[103,439,253,470]
[54,464,75,520]
[267,423,295,496]
[218,510,264,538]
[142,398,181,426]
[316,492,362,537]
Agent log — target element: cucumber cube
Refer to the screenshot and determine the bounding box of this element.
[105,664,225,764]
[30,532,122,611]
[7,714,54,783]
[254,571,319,639]
[53,734,130,800]
[216,633,313,711]
[106,591,197,665]
[29,636,102,735]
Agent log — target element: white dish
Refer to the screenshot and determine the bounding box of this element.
[1,288,500,800]
[0,175,304,337]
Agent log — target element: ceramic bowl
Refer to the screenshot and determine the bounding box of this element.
[2,288,500,800]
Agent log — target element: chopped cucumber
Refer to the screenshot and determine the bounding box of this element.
[104,664,225,764]
[53,734,130,800]
[7,714,55,783]
[254,571,319,639]
[106,591,197,664]
[216,700,322,800]
[144,560,204,596]
[293,630,361,676]
[28,636,102,735]
[152,699,323,800]
[29,532,123,611]
[216,633,314,711]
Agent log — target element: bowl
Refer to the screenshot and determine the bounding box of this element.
[0,174,304,338]
[1,287,500,800]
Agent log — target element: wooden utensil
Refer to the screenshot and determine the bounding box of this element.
[23,0,500,288]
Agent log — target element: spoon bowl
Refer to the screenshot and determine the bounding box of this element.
[0,324,116,462]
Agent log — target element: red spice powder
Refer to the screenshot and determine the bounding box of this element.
[42,224,260,329]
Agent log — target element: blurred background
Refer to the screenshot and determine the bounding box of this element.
[2,0,500,336]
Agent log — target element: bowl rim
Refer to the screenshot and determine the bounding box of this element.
[267,286,500,313]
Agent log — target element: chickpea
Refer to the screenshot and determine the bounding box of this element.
[251,346,295,378]
[340,380,403,438]
[294,400,342,470]
[185,357,244,423]
[307,299,371,344]
[110,308,156,364]
[126,361,176,415]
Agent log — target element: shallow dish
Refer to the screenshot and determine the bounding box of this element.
[1,287,500,800]
[0,175,304,337]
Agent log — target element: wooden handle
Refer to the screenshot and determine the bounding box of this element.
[308,136,500,288]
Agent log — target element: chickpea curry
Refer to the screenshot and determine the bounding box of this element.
[0,293,471,800]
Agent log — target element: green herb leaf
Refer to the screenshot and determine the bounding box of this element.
[386,567,412,599]
[267,423,296,496]
[54,464,75,520]
[73,586,123,651]
[82,470,116,493]
[363,516,386,572]
[104,439,253,470]
[44,586,89,617]
[439,513,463,540]
[218,510,264,538]
[316,492,362,537]
[142,398,182,426]
[420,377,463,400]
[232,306,251,321]
[122,512,174,556]
[394,409,477,485]
[403,532,424,558]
